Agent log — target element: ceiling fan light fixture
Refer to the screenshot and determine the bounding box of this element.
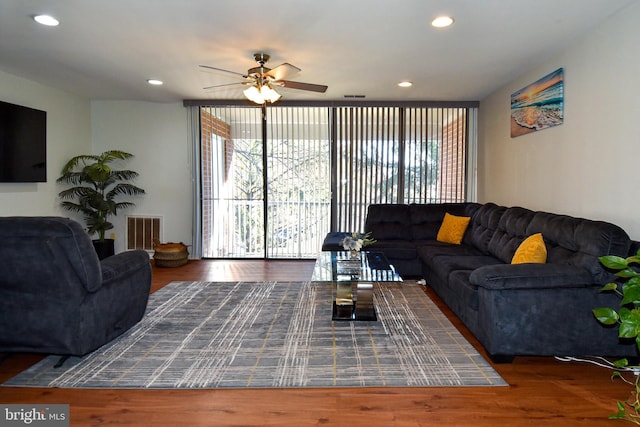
[204,52,325,102]
[243,85,264,104]
[243,84,281,104]
[261,85,281,103]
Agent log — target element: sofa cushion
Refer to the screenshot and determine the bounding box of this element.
[488,206,537,263]
[465,203,506,254]
[364,204,412,240]
[0,217,103,293]
[409,203,476,240]
[416,240,485,259]
[449,270,480,311]
[436,213,471,244]
[525,212,631,284]
[470,263,595,290]
[367,240,417,260]
[511,233,547,264]
[321,231,352,251]
[425,254,503,285]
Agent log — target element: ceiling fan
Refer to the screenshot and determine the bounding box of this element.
[200,53,328,104]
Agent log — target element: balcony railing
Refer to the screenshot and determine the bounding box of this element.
[203,199,331,259]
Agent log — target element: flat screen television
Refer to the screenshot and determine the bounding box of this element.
[0,100,47,182]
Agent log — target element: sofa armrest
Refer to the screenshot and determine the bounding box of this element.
[469,263,595,290]
[100,250,151,286]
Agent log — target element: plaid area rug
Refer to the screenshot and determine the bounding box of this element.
[3,281,506,389]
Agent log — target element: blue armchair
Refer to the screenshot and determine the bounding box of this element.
[0,217,151,356]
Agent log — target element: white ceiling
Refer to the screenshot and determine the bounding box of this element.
[0,0,637,103]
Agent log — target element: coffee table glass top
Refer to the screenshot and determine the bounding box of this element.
[311,251,402,282]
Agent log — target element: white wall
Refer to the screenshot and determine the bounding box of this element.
[0,70,91,216]
[0,70,192,254]
[91,101,192,254]
[478,1,640,239]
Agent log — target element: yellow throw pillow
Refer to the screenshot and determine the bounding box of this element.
[436,213,471,245]
[511,233,547,264]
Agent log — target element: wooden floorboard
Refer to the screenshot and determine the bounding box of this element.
[0,259,632,426]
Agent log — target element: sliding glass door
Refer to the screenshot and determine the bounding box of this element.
[265,108,331,258]
[201,107,263,257]
[197,102,475,259]
[200,106,330,259]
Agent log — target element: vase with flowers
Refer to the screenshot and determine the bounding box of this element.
[340,232,376,257]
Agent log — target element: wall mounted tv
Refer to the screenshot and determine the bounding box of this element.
[0,100,47,183]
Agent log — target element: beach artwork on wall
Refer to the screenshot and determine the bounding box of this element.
[510,68,564,138]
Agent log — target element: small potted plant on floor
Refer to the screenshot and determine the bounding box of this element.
[57,150,145,259]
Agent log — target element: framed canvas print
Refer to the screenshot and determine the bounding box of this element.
[510,68,564,138]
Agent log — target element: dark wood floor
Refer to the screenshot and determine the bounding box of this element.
[0,260,632,426]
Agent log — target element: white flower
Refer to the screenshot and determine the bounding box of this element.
[341,232,375,252]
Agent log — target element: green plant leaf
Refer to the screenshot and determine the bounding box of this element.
[622,285,640,305]
[593,307,619,325]
[625,277,640,290]
[600,255,629,270]
[619,308,640,323]
[618,268,640,279]
[600,282,619,292]
[608,401,627,420]
[619,321,639,339]
[617,306,640,339]
[614,359,630,368]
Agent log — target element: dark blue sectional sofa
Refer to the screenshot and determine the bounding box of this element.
[323,202,636,362]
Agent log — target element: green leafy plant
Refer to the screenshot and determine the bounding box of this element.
[57,150,145,241]
[593,249,640,424]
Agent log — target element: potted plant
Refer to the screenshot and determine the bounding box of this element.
[593,249,640,424]
[57,150,145,259]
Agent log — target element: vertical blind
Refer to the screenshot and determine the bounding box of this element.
[333,106,471,232]
[334,107,401,231]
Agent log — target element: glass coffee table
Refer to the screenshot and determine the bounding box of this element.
[311,251,402,321]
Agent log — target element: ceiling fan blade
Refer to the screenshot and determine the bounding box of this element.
[266,63,301,81]
[203,82,248,90]
[278,80,328,93]
[199,65,248,78]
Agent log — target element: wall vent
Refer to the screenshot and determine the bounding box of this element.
[126,215,162,252]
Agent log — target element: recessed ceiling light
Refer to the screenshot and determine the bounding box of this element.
[431,16,454,28]
[34,15,59,26]
[147,79,163,86]
[398,81,413,88]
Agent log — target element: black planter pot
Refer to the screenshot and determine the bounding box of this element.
[93,239,115,260]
